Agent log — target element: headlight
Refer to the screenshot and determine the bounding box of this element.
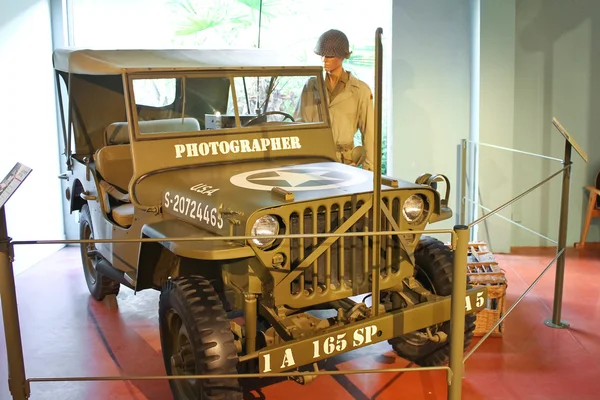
[403,195,426,223]
[251,215,280,248]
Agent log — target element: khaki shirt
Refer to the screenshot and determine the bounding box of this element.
[294,71,375,171]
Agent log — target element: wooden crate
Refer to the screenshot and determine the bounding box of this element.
[467,261,507,337]
[447,241,508,337]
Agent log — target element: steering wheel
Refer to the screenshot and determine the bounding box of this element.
[243,111,295,126]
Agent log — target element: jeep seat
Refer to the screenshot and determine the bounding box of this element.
[95,117,201,228]
[92,147,134,227]
[94,144,133,193]
[93,144,134,226]
[105,117,201,145]
[96,117,201,192]
[112,204,134,227]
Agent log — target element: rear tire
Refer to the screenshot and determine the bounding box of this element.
[159,276,242,400]
[79,204,120,301]
[388,236,476,366]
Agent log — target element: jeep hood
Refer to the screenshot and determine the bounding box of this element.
[134,159,425,233]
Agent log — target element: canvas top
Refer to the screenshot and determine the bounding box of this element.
[52,48,320,75]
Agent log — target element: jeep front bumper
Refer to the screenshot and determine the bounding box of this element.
[259,286,487,373]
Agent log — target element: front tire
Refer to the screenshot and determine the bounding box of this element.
[388,236,476,366]
[79,204,120,301]
[159,276,242,400]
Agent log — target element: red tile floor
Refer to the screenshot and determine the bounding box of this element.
[1,245,600,400]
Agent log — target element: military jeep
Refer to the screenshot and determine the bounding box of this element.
[53,47,486,399]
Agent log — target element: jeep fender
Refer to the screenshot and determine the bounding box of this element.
[69,179,87,213]
[136,218,254,290]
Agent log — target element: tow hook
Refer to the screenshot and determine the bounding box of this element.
[289,363,319,385]
[426,327,448,343]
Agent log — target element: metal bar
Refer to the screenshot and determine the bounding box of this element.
[448,225,469,400]
[66,72,73,167]
[242,77,251,115]
[262,76,274,114]
[386,214,392,276]
[460,139,467,226]
[469,139,480,242]
[476,187,490,246]
[244,294,257,354]
[363,225,369,281]
[380,203,415,266]
[351,200,357,288]
[371,27,384,317]
[339,203,345,284]
[229,76,242,128]
[325,205,331,289]
[464,248,564,362]
[0,207,29,400]
[466,140,563,162]
[469,165,569,228]
[311,206,318,281]
[545,140,572,329]
[299,209,305,293]
[11,228,455,246]
[181,76,187,122]
[257,0,263,47]
[54,72,68,156]
[27,365,451,383]
[238,352,258,362]
[464,198,558,244]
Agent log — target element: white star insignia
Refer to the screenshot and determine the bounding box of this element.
[249,170,343,187]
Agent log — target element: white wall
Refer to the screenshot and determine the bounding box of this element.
[390,0,473,235]
[0,0,65,274]
[475,0,516,252]
[512,0,600,247]
[50,0,79,241]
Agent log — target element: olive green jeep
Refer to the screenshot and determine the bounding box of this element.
[53,47,486,399]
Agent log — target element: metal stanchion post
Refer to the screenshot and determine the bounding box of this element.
[371,27,383,316]
[460,140,467,226]
[544,140,572,329]
[448,225,469,400]
[0,207,29,400]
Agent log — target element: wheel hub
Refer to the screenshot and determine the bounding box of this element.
[171,343,194,373]
[82,226,98,285]
[170,354,184,370]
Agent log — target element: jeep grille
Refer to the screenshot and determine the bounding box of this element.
[283,195,412,298]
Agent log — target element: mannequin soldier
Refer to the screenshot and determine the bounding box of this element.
[294,29,375,171]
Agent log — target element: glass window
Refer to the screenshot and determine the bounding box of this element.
[132,78,176,107]
[230,75,319,122]
[131,73,325,136]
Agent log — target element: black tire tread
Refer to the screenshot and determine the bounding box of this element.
[79,204,120,301]
[159,276,242,400]
[388,236,476,366]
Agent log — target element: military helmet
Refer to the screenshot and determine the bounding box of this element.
[314,29,351,59]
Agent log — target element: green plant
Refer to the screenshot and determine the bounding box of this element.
[168,0,281,47]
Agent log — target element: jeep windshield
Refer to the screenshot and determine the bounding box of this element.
[127,72,328,139]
